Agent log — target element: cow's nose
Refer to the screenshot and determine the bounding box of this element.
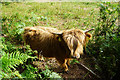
[76,54,80,59]
[72,54,80,59]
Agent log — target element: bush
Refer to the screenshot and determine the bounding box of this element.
[86,2,120,80]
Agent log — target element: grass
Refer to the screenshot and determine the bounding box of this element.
[2,2,99,30]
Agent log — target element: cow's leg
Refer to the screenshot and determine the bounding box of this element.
[62,59,68,72]
[67,59,71,67]
[56,58,68,72]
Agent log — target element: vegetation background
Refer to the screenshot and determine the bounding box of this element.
[0,1,119,80]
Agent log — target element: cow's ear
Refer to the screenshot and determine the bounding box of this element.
[85,33,92,39]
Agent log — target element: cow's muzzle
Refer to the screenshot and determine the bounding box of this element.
[71,54,80,59]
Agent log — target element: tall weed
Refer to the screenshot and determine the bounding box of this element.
[87,2,120,80]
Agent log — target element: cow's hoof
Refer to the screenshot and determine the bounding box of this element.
[65,70,69,74]
[68,65,71,68]
[63,70,69,74]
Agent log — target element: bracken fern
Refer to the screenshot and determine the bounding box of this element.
[0,51,31,78]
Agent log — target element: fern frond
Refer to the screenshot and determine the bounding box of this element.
[1,51,30,78]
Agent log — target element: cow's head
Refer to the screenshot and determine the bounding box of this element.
[52,28,94,59]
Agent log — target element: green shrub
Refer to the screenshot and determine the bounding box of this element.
[86,2,120,80]
[21,64,41,78]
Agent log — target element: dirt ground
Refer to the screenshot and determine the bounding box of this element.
[33,55,100,80]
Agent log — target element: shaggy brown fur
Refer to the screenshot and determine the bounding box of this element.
[23,26,92,72]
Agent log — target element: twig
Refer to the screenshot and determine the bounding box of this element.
[78,62,101,79]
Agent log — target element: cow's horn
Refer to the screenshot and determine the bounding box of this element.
[84,28,94,33]
[51,32,63,35]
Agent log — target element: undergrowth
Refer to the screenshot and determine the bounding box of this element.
[86,2,120,80]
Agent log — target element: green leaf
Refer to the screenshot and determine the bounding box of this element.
[49,72,62,79]
[14,71,22,78]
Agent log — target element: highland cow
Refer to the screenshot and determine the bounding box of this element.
[23,26,93,72]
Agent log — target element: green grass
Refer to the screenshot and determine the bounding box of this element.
[2,2,98,30]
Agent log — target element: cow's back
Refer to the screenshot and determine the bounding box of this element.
[23,26,70,58]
